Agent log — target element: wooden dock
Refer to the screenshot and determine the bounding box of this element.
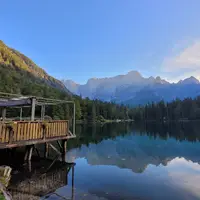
[0,92,76,161]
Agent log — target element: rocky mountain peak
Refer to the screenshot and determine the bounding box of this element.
[178,76,199,85]
[127,70,142,78]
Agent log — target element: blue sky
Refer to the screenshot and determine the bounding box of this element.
[1,0,200,84]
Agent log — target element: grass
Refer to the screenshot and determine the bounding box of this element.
[0,193,5,200]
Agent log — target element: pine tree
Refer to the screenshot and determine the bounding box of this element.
[91,102,96,122]
[75,100,82,120]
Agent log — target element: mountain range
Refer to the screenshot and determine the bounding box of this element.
[1,38,199,107]
[62,71,200,105]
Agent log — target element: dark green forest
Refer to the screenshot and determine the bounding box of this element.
[133,97,200,121]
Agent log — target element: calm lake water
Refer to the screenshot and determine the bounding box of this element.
[4,122,200,200]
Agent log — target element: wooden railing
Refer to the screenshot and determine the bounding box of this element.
[0,120,74,145]
[0,123,10,143]
[45,121,69,138]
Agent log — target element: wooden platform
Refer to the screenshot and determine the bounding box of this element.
[0,120,75,149]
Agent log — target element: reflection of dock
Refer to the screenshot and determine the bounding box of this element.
[8,159,75,200]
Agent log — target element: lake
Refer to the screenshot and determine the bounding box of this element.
[4,122,200,200]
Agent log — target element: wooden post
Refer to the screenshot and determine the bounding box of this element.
[71,165,75,200]
[44,143,49,159]
[2,107,6,121]
[57,140,62,151]
[31,98,36,121]
[62,140,67,154]
[24,145,30,161]
[41,105,45,120]
[49,143,62,155]
[20,107,23,121]
[28,161,32,172]
[8,127,14,144]
[28,145,34,161]
[62,140,67,162]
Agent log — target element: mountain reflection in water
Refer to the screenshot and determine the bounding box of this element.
[2,122,200,200]
[64,122,200,200]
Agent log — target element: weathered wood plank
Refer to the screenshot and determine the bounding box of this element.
[35,123,38,139]
[53,122,55,136]
[59,122,61,136]
[24,122,27,141]
[21,122,24,141]
[32,123,36,140]
[5,126,10,142]
[2,125,6,143]
[29,122,32,140]
[16,123,20,141]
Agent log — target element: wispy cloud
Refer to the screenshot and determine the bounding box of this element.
[161,40,200,81]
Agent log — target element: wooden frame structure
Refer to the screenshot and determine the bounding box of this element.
[0,92,76,161]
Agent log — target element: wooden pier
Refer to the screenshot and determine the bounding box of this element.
[0,92,76,161]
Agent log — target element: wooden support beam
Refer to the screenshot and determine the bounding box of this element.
[49,143,62,155]
[44,143,49,159]
[28,145,34,161]
[24,145,34,161]
[41,105,45,120]
[62,140,67,154]
[2,107,6,121]
[20,107,23,121]
[61,140,67,162]
[57,140,62,151]
[31,98,36,121]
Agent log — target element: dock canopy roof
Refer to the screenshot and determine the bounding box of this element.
[0,97,33,107]
[0,92,75,107]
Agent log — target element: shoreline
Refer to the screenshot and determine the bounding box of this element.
[76,119,134,125]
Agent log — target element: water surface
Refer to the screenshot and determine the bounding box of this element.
[5,122,200,199]
[64,122,200,200]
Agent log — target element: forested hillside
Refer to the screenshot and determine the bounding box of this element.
[0,40,68,92]
[0,41,135,121]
